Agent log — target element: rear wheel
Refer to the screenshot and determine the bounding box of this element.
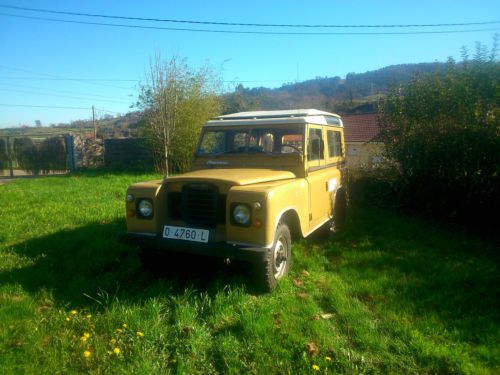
[332,188,347,231]
[253,222,292,292]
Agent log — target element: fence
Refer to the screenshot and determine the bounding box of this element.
[0,136,154,177]
[0,135,74,177]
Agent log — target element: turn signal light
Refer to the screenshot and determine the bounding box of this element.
[127,209,136,218]
[253,219,262,228]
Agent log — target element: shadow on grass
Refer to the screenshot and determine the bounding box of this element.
[0,219,251,308]
[318,206,500,346]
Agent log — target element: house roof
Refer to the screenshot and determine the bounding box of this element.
[341,113,380,143]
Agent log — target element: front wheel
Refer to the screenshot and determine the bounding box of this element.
[253,222,292,292]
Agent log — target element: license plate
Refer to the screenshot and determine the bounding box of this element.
[163,225,209,243]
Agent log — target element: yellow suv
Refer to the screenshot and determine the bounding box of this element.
[122,109,348,290]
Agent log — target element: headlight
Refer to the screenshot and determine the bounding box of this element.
[137,199,153,218]
[233,204,250,225]
[126,194,135,202]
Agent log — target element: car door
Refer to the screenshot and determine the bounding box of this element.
[306,125,332,230]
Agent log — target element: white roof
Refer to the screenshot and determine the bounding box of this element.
[206,109,342,127]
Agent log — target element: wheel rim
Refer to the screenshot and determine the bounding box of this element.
[273,236,287,279]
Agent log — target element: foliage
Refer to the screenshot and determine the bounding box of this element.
[0,172,498,373]
[378,42,500,224]
[136,55,221,175]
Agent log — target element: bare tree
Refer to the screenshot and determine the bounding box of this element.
[137,54,221,176]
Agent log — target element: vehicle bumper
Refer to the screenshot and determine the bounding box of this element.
[119,232,268,262]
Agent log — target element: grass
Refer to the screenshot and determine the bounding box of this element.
[0,171,498,374]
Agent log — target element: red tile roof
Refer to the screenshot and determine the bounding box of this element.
[342,113,380,143]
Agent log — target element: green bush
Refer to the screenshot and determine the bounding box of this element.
[378,43,500,225]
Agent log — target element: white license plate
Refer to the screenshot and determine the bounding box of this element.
[163,225,209,243]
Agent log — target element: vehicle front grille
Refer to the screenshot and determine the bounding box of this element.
[168,183,226,228]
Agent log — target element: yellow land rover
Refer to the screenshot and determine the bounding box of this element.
[123,109,347,290]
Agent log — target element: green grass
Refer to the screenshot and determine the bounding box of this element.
[0,171,498,374]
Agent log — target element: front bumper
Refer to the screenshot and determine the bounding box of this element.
[119,232,268,263]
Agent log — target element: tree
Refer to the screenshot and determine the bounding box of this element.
[136,55,221,175]
[378,40,499,222]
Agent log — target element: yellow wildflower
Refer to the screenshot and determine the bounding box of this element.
[312,364,320,371]
[86,314,92,319]
[110,338,117,345]
[107,350,113,355]
[136,331,144,338]
[83,332,90,338]
[65,317,70,322]
[122,323,128,328]
[83,350,91,358]
[116,328,123,334]
[70,310,77,315]
[325,356,332,362]
[80,336,88,343]
[113,347,121,355]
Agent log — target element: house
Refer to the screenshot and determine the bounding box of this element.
[341,113,384,169]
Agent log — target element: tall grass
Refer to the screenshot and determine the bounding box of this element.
[0,172,498,374]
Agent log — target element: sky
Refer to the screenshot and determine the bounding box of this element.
[0,0,498,128]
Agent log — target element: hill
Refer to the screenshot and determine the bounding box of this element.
[222,62,447,114]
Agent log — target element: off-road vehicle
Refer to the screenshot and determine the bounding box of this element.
[122,109,347,291]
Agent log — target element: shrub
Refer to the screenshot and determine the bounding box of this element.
[378,43,500,226]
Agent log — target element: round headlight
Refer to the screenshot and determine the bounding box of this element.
[233,204,250,225]
[138,200,153,217]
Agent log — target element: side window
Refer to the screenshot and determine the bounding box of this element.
[327,130,342,158]
[231,132,248,151]
[308,128,324,160]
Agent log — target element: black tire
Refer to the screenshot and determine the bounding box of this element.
[253,222,292,292]
[333,189,347,229]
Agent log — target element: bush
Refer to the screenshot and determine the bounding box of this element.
[378,43,500,226]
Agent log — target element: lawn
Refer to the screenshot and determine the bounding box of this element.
[0,172,498,374]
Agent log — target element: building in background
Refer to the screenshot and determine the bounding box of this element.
[342,113,384,169]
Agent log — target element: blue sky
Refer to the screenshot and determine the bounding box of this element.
[0,0,498,128]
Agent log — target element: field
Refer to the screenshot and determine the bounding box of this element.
[0,172,498,374]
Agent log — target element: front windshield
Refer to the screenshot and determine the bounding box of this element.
[197,126,304,155]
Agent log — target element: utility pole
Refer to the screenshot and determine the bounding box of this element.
[92,105,96,139]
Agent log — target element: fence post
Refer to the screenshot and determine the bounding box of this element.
[65,134,76,172]
[6,136,14,177]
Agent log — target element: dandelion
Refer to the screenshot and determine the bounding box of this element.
[110,338,117,345]
[86,314,92,319]
[65,317,71,322]
[80,336,88,343]
[83,332,90,338]
[122,323,128,328]
[116,328,123,334]
[113,347,121,355]
[70,310,77,315]
[136,331,144,338]
[107,350,113,355]
[83,350,91,359]
[312,364,320,371]
[325,356,332,362]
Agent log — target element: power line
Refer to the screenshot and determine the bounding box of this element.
[1,3,498,28]
[0,82,134,101]
[0,103,90,110]
[1,12,498,35]
[0,76,291,84]
[0,103,123,115]
[0,64,135,91]
[0,88,133,105]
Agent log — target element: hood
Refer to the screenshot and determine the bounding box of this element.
[166,168,296,186]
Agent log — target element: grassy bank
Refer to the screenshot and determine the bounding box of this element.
[0,172,498,374]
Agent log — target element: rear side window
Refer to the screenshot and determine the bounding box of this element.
[308,128,324,160]
[327,130,342,158]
